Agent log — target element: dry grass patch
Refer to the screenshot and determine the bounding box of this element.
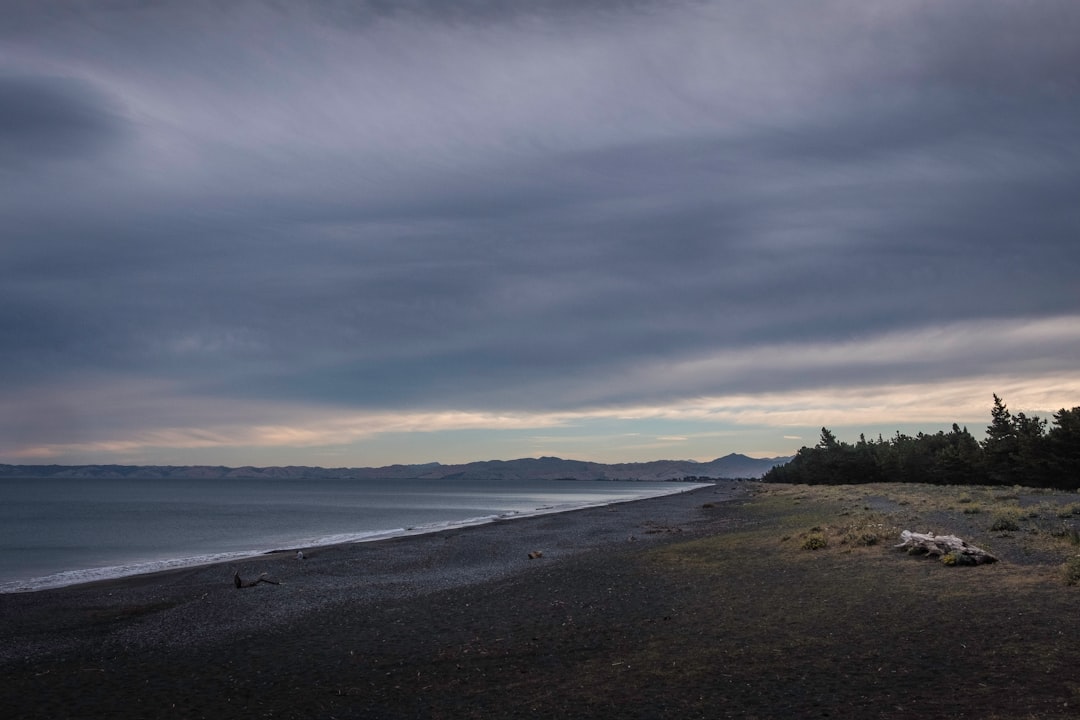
[670,482,1080,584]
[1057,502,1080,518]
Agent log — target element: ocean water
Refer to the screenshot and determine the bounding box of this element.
[0,476,706,593]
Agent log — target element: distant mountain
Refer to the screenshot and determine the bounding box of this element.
[0,453,791,482]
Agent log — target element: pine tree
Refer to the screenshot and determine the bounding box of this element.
[982,394,1019,484]
[1047,407,1080,489]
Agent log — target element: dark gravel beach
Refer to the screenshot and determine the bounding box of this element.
[3,481,1079,719]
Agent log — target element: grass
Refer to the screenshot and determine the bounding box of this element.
[842,481,1080,561]
[1058,502,1080,518]
[655,481,1080,583]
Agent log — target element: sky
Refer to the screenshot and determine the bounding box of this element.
[2,0,1079,468]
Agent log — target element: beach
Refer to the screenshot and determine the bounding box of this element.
[3,481,1079,719]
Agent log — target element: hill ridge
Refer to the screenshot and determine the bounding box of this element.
[0,454,790,481]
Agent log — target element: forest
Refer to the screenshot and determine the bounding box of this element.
[762,395,1080,489]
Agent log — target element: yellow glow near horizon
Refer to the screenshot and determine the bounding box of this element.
[11,371,1079,462]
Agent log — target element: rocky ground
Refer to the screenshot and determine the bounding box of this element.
[2,481,1079,719]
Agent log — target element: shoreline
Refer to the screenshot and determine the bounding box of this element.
[1,482,743,664]
[0,480,713,595]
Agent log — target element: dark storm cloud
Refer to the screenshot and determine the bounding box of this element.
[1,0,1079,461]
[302,0,661,26]
[0,75,125,165]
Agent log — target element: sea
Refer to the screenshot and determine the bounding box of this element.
[0,476,708,593]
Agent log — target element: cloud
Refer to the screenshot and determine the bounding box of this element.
[1,1,1078,464]
[0,75,126,166]
[6,316,1078,463]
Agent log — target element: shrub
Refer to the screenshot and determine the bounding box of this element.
[802,534,828,551]
[843,531,879,547]
[989,513,1021,532]
[1062,556,1080,586]
[1051,527,1080,545]
[1057,503,1080,519]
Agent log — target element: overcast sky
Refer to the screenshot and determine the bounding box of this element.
[2,0,1079,467]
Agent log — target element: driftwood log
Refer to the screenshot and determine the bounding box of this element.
[233,571,281,588]
[894,530,998,565]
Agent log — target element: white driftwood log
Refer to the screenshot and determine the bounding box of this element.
[894,530,997,565]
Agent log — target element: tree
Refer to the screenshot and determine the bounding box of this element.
[1047,407,1080,489]
[760,396,1072,489]
[817,427,839,450]
[932,424,983,485]
[982,394,1019,485]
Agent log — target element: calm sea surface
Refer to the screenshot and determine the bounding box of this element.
[0,476,706,592]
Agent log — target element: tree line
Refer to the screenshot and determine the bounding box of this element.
[762,395,1080,489]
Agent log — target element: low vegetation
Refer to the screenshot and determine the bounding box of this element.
[717,481,1080,581]
[1064,556,1080,586]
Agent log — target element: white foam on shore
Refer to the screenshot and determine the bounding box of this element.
[0,482,712,594]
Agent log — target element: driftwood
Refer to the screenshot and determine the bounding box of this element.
[894,530,998,565]
[233,571,281,588]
